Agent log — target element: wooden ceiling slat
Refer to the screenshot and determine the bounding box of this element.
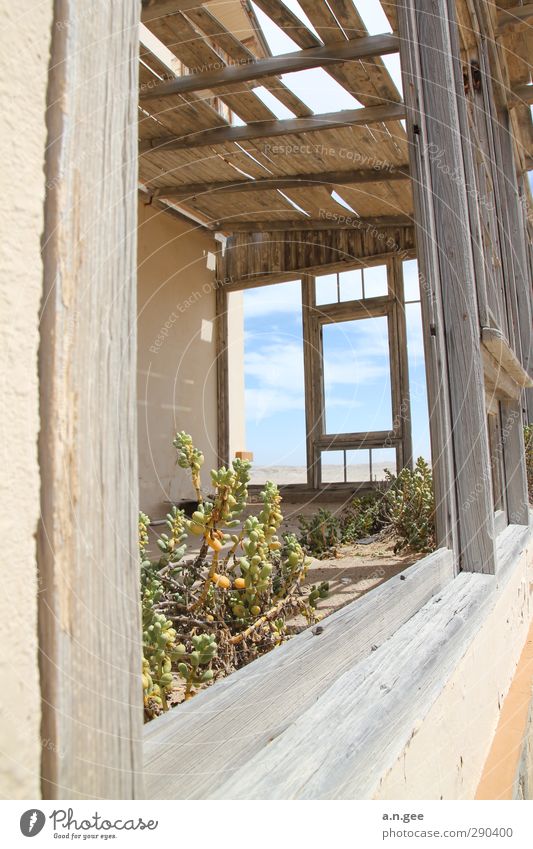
[182,4,313,117]
[144,13,277,123]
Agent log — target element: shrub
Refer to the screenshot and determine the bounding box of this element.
[298,508,341,557]
[141,433,327,719]
[341,493,385,543]
[525,424,533,504]
[383,457,435,552]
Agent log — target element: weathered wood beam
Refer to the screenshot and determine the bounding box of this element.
[183,4,312,117]
[139,33,400,100]
[481,327,533,389]
[212,216,412,233]
[152,165,411,199]
[220,228,416,290]
[144,548,455,799]
[498,4,533,27]
[510,83,533,106]
[398,0,496,573]
[141,0,204,21]
[139,102,407,152]
[40,0,143,797]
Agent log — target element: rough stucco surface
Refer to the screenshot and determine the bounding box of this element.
[137,203,219,516]
[0,2,52,798]
[227,290,246,460]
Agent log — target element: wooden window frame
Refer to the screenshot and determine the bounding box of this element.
[219,257,414,493]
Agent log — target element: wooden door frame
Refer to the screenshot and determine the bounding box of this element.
[38,1,143,799]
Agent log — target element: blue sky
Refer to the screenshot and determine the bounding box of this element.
[241,3,429,470]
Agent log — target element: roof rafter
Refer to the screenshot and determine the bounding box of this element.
[139,102,407,153]
[139,33,400,100]
[141,0,207,22]
[151,165,411,199]
[497,4,533,27]
[212,215,413,232]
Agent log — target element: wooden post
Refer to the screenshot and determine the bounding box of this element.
[390,257,413,470]
[500,401,529,525]
[397,0,496,573]
[301,275,322,488]
[38,1,143,797]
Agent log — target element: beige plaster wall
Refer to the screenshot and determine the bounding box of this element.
[376,535,533,800]
[137,203,220,516]
[227,290,246,459]
[0,1,52,798]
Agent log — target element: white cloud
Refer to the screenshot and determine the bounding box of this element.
[245,336,391,423]
[243,283,302,318]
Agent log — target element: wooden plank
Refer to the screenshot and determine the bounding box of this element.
[498,4,533,27]
[142,0,208,21]
[510,84,533,106]
[482,347,522,402]
[316,431,400,450]
[213,215,412,232]
[397,0,496,573]
[221,228,416,288]
[183,4,312,117]
[211,523,531,799]
[212,571,493,798]
[391,257,413,469]
[500,401,529,525]
[252,0,321,49]
[144,548,455,799]
[482,327,533,388]
[152,165,411,199]
[140,34,400,99]
[39,0,143,798]
[301,276,318,487]
[396,5,458,557]
[497,112,533,377]
[139,103,407,153]
[144,12,278,125]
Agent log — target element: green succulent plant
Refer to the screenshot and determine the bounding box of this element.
[384,457,435,552]
[524,424,533,504]
[139,433,327,721]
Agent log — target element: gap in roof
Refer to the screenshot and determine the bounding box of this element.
[282,68,362,112]
[253,86,295,119]
[353,1,392,35]
[331,190,357,214]
[250,1,397,112]
[277,190,310,216]
[234,142,274,175]
[250,1,320,54]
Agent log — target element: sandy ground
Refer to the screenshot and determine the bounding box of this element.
[289,534,421,629]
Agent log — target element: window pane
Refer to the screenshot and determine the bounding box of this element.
[345,449,370,482]
[403,258,420,301]
[322,316,392,433]
[240,280,307,484]
[321,450,345,483]
[339,268,363,301]
[369,447,397,479]
[405,301,431,462]
[315,273,338,305]
[363,263,388,298]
